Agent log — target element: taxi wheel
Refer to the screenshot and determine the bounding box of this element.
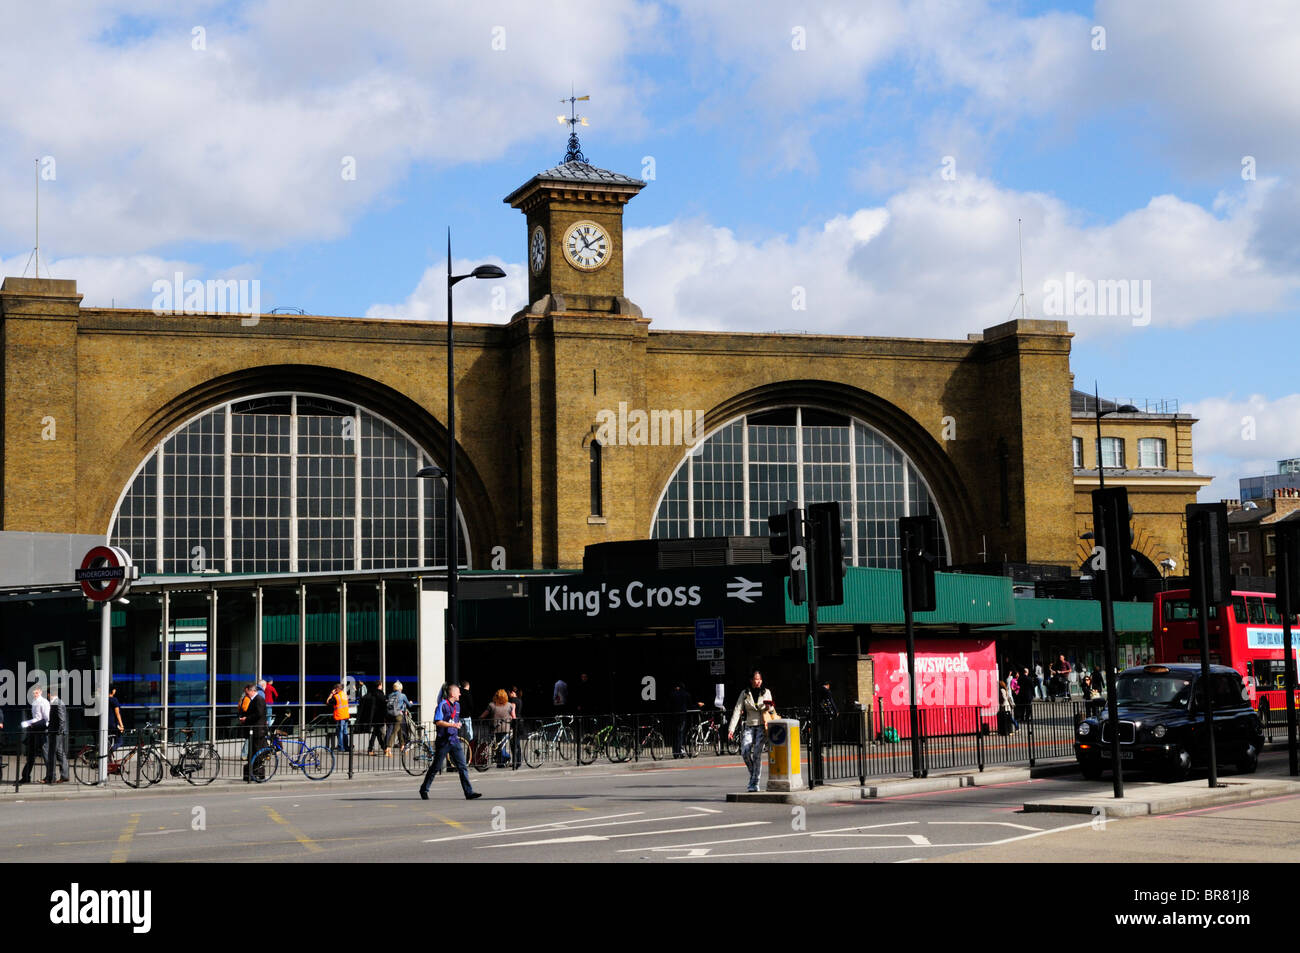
[1165,747,1193,782]
[1236,744,1259,774]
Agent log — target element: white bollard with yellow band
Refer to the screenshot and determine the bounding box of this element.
[765,718,805,792]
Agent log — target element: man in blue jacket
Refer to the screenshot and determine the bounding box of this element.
[419,684,481,801]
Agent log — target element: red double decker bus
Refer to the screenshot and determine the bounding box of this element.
[1152,588,1300,730]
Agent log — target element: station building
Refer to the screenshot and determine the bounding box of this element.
[0,151,1205,731]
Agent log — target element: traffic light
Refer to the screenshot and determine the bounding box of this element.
[1091,487,1134,602]
[767,507,807,605]
[809,501,846,607]
[1186,502,1232,607]
[1275,521,1300,606]
[899,515,940,612]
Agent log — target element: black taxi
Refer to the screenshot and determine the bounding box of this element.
[1074,663,1264,781]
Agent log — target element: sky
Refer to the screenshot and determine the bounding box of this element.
[1,1,1297,502]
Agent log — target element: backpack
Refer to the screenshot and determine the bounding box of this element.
[387,691,403,717]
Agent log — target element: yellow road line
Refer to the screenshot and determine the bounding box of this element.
[570,805,591,812]
[263,806,324,853]
[432,814,464,829]
[110,812,141,864]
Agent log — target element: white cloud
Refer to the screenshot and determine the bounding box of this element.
[365,258,526,324]
[0,0,657,255]
[0,253,207,308]
[620,175,1299,338]
[1186,394,1300,502]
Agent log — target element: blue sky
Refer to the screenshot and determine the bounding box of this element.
[1,1,1297,500]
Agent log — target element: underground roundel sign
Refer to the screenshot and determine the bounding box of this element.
[76,545,137,602]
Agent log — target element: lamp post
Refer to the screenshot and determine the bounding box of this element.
[1089,384,1139,798]
[417,233,505,686]
[1092,383,1139,489]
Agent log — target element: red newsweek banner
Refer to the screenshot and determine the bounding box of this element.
[872,638,1000,733]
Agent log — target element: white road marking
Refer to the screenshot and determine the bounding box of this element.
[929,821,1042,831]
[479,821,769,848]
[423,810,645,843]
[621,821,918,853]
[138,830,181,837]
[668,820,1101,859]
[688,806,722,814]
[812,833,932,845]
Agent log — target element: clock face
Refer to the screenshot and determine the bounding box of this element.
[563,220,610,271]
[529,225,547,276]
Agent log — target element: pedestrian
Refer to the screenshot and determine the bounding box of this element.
[998,679,1017,733]
[1051,654,1071,700]
[727,670,776,793]
[106,685,124,745]
[384,681,410,755]
[552,677,568,713]
[46,686,70,783]
[418,683,481,801]
[328,683,351,752]
[508,686,522,719]
[19,686,50,785]
[1015,667,1034,725]
[1034,660,1046,701]
[480,689,515,766]
[817,679,838,745]
[257,678,274,726]
[572,673,591,714]
[239,683,268,780]
[359,681,387,754]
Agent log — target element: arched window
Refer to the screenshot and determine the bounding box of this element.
[650,407,947,568]
[590,440,603,517]
[110,393,468,575]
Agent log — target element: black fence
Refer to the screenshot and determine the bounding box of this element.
[808,699,1089,783]
[0,699,1094,792]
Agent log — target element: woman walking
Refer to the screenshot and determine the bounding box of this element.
[727,670,775,793]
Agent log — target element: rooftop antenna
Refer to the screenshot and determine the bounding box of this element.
[557,85,590,164]
[22,158,43,279]
[1018,218,1026,320]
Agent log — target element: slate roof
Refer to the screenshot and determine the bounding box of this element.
[503,162,646,205]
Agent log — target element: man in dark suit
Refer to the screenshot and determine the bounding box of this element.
[239,683,268,780]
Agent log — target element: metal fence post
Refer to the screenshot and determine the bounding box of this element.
[976,712,984,772]
[1027,701,1036,768]
[858,708,867,787]
[347,726,354,779]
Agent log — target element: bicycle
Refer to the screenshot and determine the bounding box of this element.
[472,730,515,771]
[627,718,667,761]
[250,730,334,782]
[150,727,220,786]
[684,711,722,758]
[400,721,435,776]
[579,721,631,764]
[522,717,576,768]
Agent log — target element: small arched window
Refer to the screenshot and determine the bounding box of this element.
[590,440,603,517]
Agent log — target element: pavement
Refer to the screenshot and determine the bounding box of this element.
[10,745,1300,823]
[728,748,1300,820]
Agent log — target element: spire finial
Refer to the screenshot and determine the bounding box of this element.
[557,86,590,164]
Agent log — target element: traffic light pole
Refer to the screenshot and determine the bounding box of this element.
[805,512,822,787]
[1191,514,1220,788]
[900,526,924,779]
[1097,549,1124,799]
[1278,539,1298,777]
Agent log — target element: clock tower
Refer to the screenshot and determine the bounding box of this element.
[504,129,646,317]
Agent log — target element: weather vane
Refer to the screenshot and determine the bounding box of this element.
[557,87,590,164]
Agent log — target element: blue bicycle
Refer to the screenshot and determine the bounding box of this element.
[250,730,334,782]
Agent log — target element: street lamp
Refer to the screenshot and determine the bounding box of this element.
[418,233,505,686]
[1091,382,1139,489]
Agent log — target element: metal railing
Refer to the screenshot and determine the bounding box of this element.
[810,699,1087,781]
